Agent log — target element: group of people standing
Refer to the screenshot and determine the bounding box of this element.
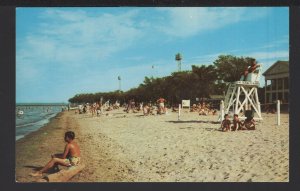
[124,98,167,116]
[76,102,102,116]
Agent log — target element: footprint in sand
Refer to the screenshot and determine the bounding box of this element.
[223,172,230,177]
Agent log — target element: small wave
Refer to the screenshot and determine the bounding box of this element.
[16,121,40,128]
[16,112,60,141]
[16,135,25,141]
[16,113,57,128]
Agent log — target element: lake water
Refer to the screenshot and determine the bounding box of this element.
[16,104,65,141]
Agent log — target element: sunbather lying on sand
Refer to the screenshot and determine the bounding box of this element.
[29,131,81,177]
[172,106,179,112]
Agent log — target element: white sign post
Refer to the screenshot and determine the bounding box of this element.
[277,100,280,126]
[220,100,224,123]
[178,104,181,121]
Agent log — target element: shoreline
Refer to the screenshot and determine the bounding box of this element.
[16,109,289,182]
[16,111,75,182]
[16,112,62,141]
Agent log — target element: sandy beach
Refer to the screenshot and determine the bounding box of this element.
[16,109,289,182]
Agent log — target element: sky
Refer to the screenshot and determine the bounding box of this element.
[16,7,289,103]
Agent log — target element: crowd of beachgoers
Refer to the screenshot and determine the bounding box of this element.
[74,98,219,116]
[73,96,259,133]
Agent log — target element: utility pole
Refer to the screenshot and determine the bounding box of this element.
[118,76,121,91]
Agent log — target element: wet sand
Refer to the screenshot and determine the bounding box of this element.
[16,109,289,182]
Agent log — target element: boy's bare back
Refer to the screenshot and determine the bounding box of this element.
[66,141,81,157]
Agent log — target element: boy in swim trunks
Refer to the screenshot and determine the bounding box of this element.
[157,97,166,114]
[231,114,246,131]
[221,114,231,132]
[30,131,81,177]
[243,116,256,130]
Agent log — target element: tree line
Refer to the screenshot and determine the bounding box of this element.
[68,55,261,105]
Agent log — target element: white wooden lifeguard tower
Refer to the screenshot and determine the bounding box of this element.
[223,65,263,120]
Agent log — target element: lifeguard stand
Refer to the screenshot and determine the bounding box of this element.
[223,65,262,120]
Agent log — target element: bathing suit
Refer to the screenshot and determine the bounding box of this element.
[65,156,81,166]
[159,102,164,107]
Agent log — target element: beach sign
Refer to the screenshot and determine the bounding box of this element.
[182,100,190,110]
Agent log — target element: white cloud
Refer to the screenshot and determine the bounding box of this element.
[241,50,289,61]
[256,35,289,50]
[19,9,144,60]
[185,49,289,73]
[155,7,269,37]
[16,8,286,101]
[17,9,146,83]
[40,9,88,21]
[187,53,224,65]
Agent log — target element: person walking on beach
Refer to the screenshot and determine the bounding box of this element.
[143,103,150,116]
[91,102,97,117]
[157,97,166,114]
[126,99,136,113]
[29,131,81,177]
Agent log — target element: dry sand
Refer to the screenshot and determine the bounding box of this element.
[16,109,289,182]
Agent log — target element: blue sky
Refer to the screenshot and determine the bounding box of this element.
[16,7,289,103]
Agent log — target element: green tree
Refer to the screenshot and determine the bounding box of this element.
[213,55,256,82]
[191,65,218,98]
[68,54,257,105]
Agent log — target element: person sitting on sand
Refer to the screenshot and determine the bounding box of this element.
[190,104,197,112]
[231,114,246,131]
[172,104,179,112]
[150,105,158,115]
[212,109,217,115]
[106,105,113,111]
[199,102,208,116]
[265,103,276,114]
[221,114,231,132]
[29,131,81,177]
[243,116,256,130]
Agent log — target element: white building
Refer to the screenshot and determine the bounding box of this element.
[262,61,289,105]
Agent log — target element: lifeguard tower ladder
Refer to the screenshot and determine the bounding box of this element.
[223,66,262,120]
